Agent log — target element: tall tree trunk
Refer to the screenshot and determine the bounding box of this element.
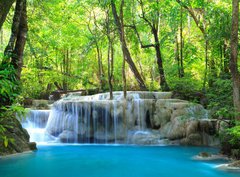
[179,6,184,77]
[223,39,229,74]
[11,0,27,80]
[230,0,240,120]
[120,0,127,98]
[176,0,208,91]
[0,0,27,106]
[96,43,104,91]
[111,0,147,90]
[152,28,170,91]
[175,34,181,77]
[3,0,24,64]
[202,40,208,92]
[122,49,127,99]
[0,0,15,30]
[106,10,114,100]
[107,40,114,100]
[133,0,169,91]
[62,49,68,92]
[2,0,27,80]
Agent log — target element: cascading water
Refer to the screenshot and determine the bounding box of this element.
[21,110,51,143]
[21,91,209,145]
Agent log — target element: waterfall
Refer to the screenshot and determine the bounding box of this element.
[21,91,208,145]
[21,110,51,143]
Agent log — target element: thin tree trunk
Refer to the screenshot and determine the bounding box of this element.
[87,17,105,91]
[137,60,145,80]
[107,41,114,100]
[202,40,208,92]
[152,28,170,91]
[230,0,240,120]
[179,6,184,77]
[122,49,127,99]
[176,0,208,91]
[110,43,114,98]
[175,34,181,78]
[133,0,169,91]
[120,0,127,98]
[62,49,68,92]
[106,9,114,100]
[223,39,229,73]
[111,0,147,90]
[96,43,104,91]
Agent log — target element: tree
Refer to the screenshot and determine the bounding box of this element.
[105,8,114,99]
[87,11,105,91]
[230,0,240,119]
[0,0,27,107]
[2,0,28,80]
[131,0,170,91]
[176,0,208,91]
[111,0,147,91]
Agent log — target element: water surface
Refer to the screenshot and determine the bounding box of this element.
[0,145,239,177]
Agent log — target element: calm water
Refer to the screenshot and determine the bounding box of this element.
[0,145,239,177]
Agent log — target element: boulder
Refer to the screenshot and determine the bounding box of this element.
[0,115,37,156]
[160,117,187,140]
[128,130,162,145]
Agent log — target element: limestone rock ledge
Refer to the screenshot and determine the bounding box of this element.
[44,91,222,146]
[0,117,37,157]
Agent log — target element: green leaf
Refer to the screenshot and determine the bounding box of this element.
[3,136,9,148]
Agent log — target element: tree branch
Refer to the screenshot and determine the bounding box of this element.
[125,24,155,48]
[137,0,154,29]
[176,0,205,35]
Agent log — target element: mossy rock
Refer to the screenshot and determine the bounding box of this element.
[199,152,212,158]
[0,113,37,156]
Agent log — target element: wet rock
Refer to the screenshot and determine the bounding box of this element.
[59,130,76,143]
[217,161,240,171]
[180,133,202,146]
[193,152,228,161]
[0,115,37,156]
[199,152,212,157]
[28,142,37,150]
[128,130,162,145]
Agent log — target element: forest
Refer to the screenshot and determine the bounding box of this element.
[0,0,240,159]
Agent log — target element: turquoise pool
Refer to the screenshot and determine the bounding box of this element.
[0,145,239,177]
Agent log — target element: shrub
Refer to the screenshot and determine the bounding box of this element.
[220,123,240,159]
